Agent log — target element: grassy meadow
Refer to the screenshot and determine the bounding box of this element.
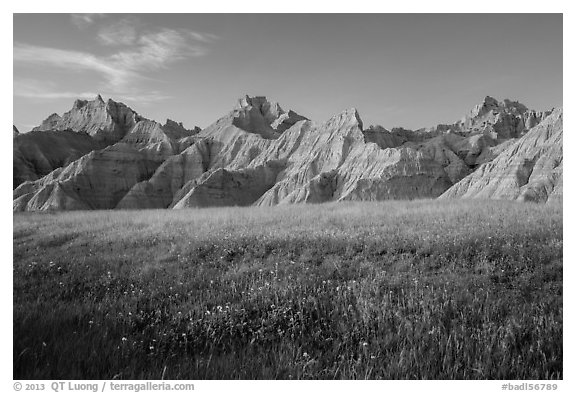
[13,200,562,379]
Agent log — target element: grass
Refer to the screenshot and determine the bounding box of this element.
[13,200,562,379]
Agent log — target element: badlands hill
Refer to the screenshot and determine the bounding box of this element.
[13,95,562,211]
[440,108,562,203]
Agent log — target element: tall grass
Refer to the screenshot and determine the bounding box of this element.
[13,200,562,379]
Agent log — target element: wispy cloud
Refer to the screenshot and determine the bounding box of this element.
[14,44,130,86]
[14,78,98,100]
[97,17,139,46]
[188,31,219,43]
[70,13,107,29]
[109,29,210,73]
[14,17,218,102]
[14,78,171,104]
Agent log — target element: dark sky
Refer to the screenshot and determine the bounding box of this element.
[14,13,562,131]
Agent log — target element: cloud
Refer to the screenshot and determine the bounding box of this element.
[14,30,206,88]
[14,78,171,104]
[188,31,219,43]
[14,78,98,100]
[97,18,139,46]
[15,15,218,104]
[14,43,132,88]
[110,29,208,72]
[70,14,107,29]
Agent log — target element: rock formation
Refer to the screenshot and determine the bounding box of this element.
[13,95,561,211]
[163,119,201,139]
[14,143,163,211]
[440,108,562,203]
[115,96,304,209]
[133,106,454,209]
[33,95,143,144]
[13,96,203,210]
[13,130,104,188]
[423,96,551,140]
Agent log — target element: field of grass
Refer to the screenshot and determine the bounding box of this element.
[13,200,562,379]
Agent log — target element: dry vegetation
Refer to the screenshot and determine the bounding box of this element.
[13,200,562,379]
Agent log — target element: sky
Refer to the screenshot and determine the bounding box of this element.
[13,14,563,132]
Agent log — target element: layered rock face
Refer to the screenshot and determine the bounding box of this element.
[116,141,211,209]
[13,130,104,188]
[440,108,562,203]
[163,119,201,140]
[148,107,454,209]
[33,95,143,144]
[120,119,201,161]
[13,96,203,211]
[424,96,551,140]
[13,96,141,189]
[14,143,163,211]
[116,96,303,209]
[13,95,561,211]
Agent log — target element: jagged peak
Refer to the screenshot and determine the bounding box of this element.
[165,118,183,127]
[474,96,529,112]
[46,113,61,120]
[482,95,499,106]
[72,99,88,110]
[236,95,271,109]
[324,108,363,131]
[365,125,389,133]
[502,98,528,113]
[235,95,286,118]
[164,119,201,134]
[72,95,108,111]
[463,95,533,123]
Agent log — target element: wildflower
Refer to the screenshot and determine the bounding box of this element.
[121,337,127,342]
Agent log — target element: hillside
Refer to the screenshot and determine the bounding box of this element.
[13,95,561,211]
[440,108,562,203]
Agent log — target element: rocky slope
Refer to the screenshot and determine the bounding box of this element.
[33,95,143,144]
[13,95,561,211]
[440,108,562,203]
[13,130,104,188]
[13,143,163,211]
[422,96,551,139]
[121,104,454,209]
[116,96,305,209]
